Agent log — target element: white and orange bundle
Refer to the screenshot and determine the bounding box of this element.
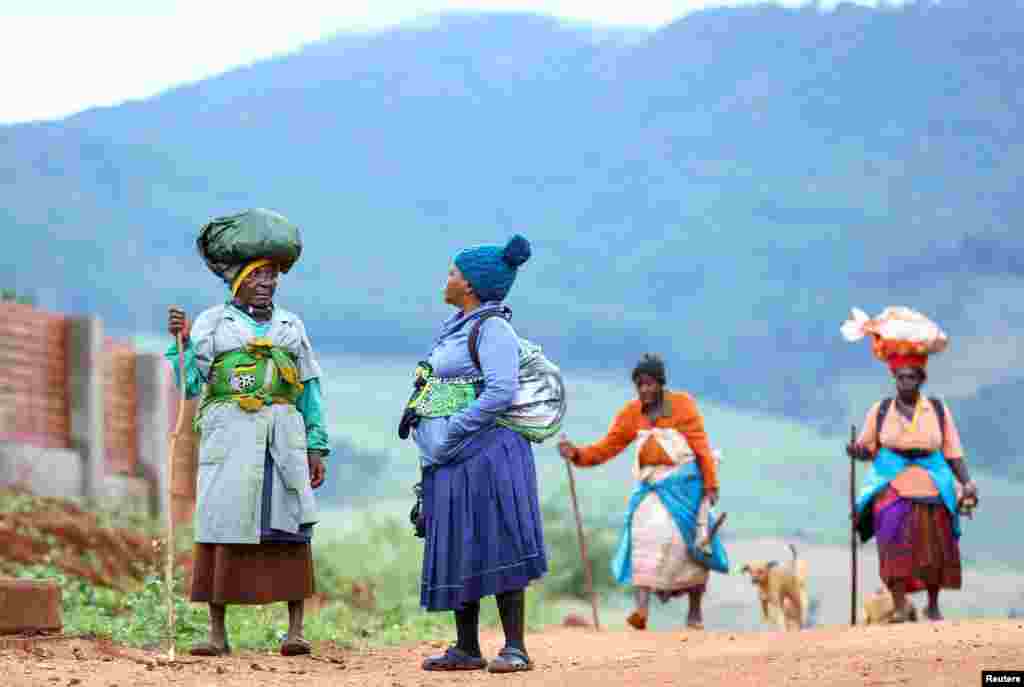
[840,306,948,366]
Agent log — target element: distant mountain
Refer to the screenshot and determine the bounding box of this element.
[2,1,1021,475]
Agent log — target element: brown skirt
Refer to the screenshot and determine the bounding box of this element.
[190,542,316,604]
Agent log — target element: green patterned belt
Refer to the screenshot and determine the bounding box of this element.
[195,338,304,428]
[412,375,482,418]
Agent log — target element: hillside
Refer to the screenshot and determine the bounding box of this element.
[3,0,1022,476]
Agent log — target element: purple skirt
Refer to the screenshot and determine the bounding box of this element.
[873,486,961,592]
[420,427,548,612]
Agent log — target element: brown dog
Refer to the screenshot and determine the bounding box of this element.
[740,544,809,631]
[862,587,918,624]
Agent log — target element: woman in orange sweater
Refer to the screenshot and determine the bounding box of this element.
[558,354,728,630]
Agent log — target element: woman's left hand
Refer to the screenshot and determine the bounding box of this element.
[962,480,979,504]
[307,450,326,489]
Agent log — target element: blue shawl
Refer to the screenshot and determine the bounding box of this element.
[854,447,961,541]
[612,460,730,584]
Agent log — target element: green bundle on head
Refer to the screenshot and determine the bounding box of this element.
[196,208,303,288]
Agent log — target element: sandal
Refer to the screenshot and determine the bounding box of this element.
[627,608,649,630]
[887,605,913,624]
[280,637,312,656]
[422,646,487,671]
[189,641,232,657]
[487,647,533,673]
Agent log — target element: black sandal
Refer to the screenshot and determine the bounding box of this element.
[487,647,533,673]
[189,641,232,657]
[887,606,913,624]
[281,637,312,656]
[422,646,487,671]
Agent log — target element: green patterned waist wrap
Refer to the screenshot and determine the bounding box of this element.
[197,338,304,422]
[411,375,482,418]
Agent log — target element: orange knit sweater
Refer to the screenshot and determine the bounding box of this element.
[573,391,719,489]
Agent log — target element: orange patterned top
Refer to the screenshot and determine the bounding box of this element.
[856,397,964,459]
[856,397,965,498]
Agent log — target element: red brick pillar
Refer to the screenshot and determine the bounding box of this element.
[0,578,62,634]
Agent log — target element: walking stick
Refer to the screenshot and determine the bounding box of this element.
[850,424,857,627]
[562,444,600,630]
[164,330,186,660]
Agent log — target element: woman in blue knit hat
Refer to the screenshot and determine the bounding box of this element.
[405,234,546,674]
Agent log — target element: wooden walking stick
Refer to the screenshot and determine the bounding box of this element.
[164,330,187,660]
[562,437,600,630]
[850,424,858,627]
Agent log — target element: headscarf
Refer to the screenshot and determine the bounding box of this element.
[886,353,928,372]
[231,258,275,297]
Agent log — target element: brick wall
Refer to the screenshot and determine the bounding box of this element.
[0,302,141,475]
[0,303,69,449]
[103,339,139,475]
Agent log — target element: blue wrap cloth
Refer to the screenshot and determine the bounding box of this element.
[612,461,729,584]
[854,447,961,542]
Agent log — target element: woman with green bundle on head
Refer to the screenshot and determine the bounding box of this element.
[166,208,329,657]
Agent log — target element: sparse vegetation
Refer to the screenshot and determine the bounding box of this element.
[0,488,563,650]
[539,500,619,599]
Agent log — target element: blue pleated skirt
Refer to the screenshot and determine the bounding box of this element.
[420,427,548,612]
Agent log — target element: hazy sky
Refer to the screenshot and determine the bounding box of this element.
[2,1,883,125]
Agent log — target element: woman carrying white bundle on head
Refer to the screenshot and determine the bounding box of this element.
[842,306,978,624]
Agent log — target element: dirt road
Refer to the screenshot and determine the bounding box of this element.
[2,619,1021,686]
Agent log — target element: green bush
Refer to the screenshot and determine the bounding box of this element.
[309,512,560,644]
[539,500,620,600]
[4,488,611,650]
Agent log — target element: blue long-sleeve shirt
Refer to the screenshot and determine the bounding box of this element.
[413,302,520,467]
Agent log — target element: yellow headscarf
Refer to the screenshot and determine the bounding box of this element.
[231,258,274,297]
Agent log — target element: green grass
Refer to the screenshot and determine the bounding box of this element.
[539,501,620,598]
[7,483,1023,645]
[306,513,560,645]
[2,493,563,651]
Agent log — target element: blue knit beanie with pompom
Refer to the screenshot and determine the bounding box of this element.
[453,234,531,302]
